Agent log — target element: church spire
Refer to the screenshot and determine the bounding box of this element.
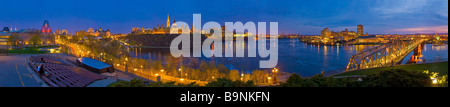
[166,14,171,28]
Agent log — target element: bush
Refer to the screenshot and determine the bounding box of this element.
[361,69,431,87]
[205,78,255,87]
[281,69,432,87]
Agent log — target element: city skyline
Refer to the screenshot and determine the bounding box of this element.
[0,0,448,35]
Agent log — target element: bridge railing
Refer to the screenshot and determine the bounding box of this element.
[345,38,429,72]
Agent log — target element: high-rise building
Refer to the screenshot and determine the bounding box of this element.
[357,25,363,37]
[41,20,52,34]
[321,28,330,38]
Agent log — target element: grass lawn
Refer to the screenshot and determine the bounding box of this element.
[106,81,121,87]
[336,62,448,76]
[7,48,48,54]
[26,45,60,49]
[3,45,59,54]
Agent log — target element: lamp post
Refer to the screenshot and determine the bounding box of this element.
[179,68,183,78]
[140,65,143,77]
[272,68,278,83]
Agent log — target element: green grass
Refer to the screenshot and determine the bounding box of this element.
[25,45,60,49]
[7,48,48,54]
[106,81,123,87]
[3,45,59,54]
[336,62,448,76]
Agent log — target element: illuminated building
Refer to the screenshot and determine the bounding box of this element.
[83,28,111,37]
[95,28,111,36]
[61,29,68,35]
[131,14,191,34]
[320,28,330,38]
[54,29,61,35]
[340,28,357,41]
[357,25,363,36]
[166,14,171,28]
[0,32,10,46]
[41,20,52,34]
[87,28,94,35]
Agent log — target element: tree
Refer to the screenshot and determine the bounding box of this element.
[228,70,240,81]
[59,35,68,43]
[86,35,94,44]
[7,34,22,48]
[251,70,268,83]
[281,74,303,87]
[70,35,80,43]
[29,34,42,47]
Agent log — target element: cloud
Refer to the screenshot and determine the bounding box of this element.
[372,0,428,18]
[371,0,449,19]
[392,25,448,34]
[435,0,448,17]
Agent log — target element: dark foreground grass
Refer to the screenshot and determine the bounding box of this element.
[336,62,448,76]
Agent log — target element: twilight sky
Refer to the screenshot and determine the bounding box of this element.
[0,0,447,35]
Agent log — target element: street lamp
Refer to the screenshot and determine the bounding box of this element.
[179,68,183,78]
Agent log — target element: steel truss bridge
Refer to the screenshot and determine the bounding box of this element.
[346,38,429,72]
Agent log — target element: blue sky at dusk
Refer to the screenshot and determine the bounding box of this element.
[0,0,447,35]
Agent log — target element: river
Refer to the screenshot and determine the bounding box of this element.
[128,39,448,77]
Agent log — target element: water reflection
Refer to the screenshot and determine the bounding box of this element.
[129,39,448,77]
[402,44,448,64]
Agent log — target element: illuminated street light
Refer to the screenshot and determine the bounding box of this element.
[432,79,438,84]
[272,68,278,73]
[155,74,159,76]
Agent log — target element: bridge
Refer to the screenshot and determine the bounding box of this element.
[345,38,429,72]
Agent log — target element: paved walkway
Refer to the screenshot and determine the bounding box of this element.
[0,55,41,87]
